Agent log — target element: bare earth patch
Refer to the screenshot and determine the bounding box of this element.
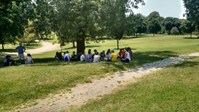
[0,41,60,58]
[16,53,199,112]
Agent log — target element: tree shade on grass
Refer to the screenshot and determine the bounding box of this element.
[0,35,199,111]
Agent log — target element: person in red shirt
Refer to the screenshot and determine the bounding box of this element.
[118,48,125,60]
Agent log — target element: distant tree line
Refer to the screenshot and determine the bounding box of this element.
[0,0,198,52]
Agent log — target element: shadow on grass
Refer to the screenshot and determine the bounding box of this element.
[173,60,199,68]
[42,50,177,67]
[184,37,199,39]
[0,49,16,52]
[133,51,178,66]
[0,51,178,70]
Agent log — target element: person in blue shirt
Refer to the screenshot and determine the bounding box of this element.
[16,43,25,60]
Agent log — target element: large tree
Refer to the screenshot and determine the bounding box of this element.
[183,0,199,30]
[0,0,34,49]
[126,13,147,36]
[53,0,144,52]
[181,20,195,37]
[163,17,175,35]
[148,19,161,36]
[32,0,56,39]
[100,0,144,49]
[53,0,101,53]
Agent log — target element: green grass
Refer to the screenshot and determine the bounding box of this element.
[0,34,199,111]
[71,57,199,112]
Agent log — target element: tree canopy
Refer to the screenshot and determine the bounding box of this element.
[0,0,34,49]
[183,0,199,29]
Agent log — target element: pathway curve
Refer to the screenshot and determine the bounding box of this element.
[25,41,60,54]
[17,53,199,112]
[1,41,60,58]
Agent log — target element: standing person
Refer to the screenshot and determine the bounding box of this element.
[25,53,34,64]
[16,43,25,60]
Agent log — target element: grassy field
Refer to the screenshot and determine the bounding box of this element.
[0,35,199,111]
[71,57,199,112]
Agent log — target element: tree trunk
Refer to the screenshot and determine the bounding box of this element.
[117,38,119,49]
[72,41,76,48]
[76,38,85,54]
[1,43,4,50]
[190,32,192,38]
[177,27,182,34]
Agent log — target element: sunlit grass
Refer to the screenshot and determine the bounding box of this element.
[0,34,199,111]
[71,57,199,112]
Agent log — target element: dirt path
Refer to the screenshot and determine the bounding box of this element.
[26,41,60,54]
[16,53,199,112]
[0,41,60,58]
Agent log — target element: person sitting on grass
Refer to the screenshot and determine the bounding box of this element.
[100,50,105,61]
[105,49,111,61]
[64,51,70,62]
[80,52,85,62]
[71,51,78,61]
[85,49,92,62]
[127,47,134,59]
[25,53,34,64]
[55,52,63,61]
[3,55,15,66]
[121,48,131,63]
[55,52,59,61]
[118,48,125,60]
[93,52,100,63]
[110,50,118,62]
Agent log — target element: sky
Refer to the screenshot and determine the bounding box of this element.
[133,0,186,18]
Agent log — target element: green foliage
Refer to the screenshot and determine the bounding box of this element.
[170,27,180,35]
[180,20,195,37]
[101,0,144,49]
[0,0,35,49]
[163,17,175,34]
[183,0,199,30]
[126,13,147,36]
[148,19,161,35]
[32,0,55,39]
[146,11,161,22]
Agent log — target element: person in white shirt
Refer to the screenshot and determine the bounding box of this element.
[64,51,70,62]
[80,53,85,62]
[121,49,131,62]
[25,53,33,64]
[93,52,100,63]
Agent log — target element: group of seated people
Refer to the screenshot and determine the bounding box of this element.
[3,53,33,66]
[55,47,134,63]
